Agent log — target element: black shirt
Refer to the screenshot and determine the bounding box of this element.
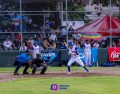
[32,58,44,67]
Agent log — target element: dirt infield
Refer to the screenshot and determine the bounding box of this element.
[0,67,120,82]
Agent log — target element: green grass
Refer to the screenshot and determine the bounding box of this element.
[0,67,120,94]
[0,77,120,94]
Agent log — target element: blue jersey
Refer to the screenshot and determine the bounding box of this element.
[17,53,30,64]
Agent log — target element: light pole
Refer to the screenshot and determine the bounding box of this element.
[20,0,23,47]
[66,0,68,44]
[109,0,112,47]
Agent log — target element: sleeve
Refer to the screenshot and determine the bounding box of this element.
[27,56,30,62]
[17,54,24,60]
[68,49,75,55]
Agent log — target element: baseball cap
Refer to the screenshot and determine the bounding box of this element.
[68,42,73,46]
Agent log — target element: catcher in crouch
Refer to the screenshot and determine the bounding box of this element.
[31,54,47,74]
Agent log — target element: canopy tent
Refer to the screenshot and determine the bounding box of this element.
[76,15,120,36]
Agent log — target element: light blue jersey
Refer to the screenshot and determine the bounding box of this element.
[17,53,30,64]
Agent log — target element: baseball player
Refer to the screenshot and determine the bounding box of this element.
[31,54,47,74]
[32,42,41,59]
[67,42,90,74]
[83,40,92,66]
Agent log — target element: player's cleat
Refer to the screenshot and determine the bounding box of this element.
[23,72,29,75]
[14,72,19,75]
[87,71,91,74]
[67,72,71,75]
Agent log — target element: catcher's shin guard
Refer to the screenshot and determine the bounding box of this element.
[32,68,36,74]
[40,66,47,74]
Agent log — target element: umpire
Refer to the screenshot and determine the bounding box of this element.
[14,50,31,75]
[31,54,47,74]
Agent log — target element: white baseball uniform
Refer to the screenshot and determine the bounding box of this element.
[32,45,40,59]
[84,43,91,66]
[67,45,84,67]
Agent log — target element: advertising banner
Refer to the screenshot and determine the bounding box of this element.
[41,50,61,66]
[108,47,120,61]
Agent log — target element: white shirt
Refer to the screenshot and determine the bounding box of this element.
[13,18,19,26]
[50,34,57,41]
[93,43,100,48]
[69,46,78,58]
[32,45,40,55]
[28,39,34,46]
[28,19,32,24]
[3,40,12,48]
[61,28,67,35]
[19,46,27,50]
[84,43,91,52]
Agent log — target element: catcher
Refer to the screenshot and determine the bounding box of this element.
[31,54,47,74]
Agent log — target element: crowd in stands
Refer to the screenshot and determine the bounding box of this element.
[0,30,120,51]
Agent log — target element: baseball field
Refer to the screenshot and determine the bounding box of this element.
[0,67,120,94]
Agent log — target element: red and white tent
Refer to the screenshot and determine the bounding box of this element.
[76,15,120,36]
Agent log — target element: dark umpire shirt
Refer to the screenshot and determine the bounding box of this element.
[32,58,44,67]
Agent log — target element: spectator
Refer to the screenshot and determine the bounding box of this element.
[60,41,67,49]
[27,17,32,32]
[27,42,33,50]
[28,37,34,46]
[12,43,17,50]
[116,38,120,47]
[49,33,57,42]
[68,37,74,44]
[22,19,27,32]
[50,21,58,33]
[8,21,14,32]
[3,39,12,51]
[93,41,100,48]
[19,43,27,51]
[42,39,50,50]
[101,41,107,48]
[12,14,20,32]
[13,39,20,50]
[23,38,28,47]
[68,26,74,37]
[34,37,42,48]
[80,41,85,48]
[48,37,56,50]
[90,39,94,47]
[73,39,80,48]
[68,26,74,32]
[10,33,16,41]
[1,16,9,32]
[112,40,116,47]
[16,33,22,41]
[61,26,67,40]
[72,32,81,40]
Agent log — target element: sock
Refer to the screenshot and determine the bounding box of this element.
[68,66,71,72]
[83,66,89,72]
